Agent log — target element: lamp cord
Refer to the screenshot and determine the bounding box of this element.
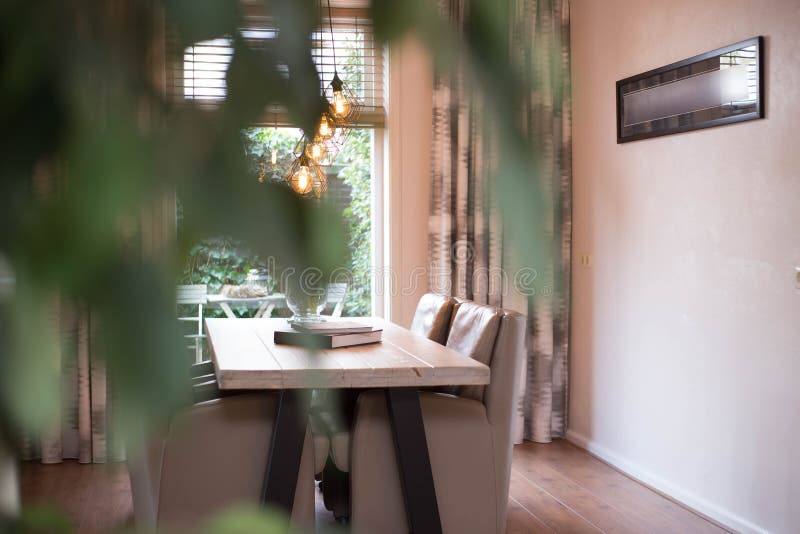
[325,0,337,76]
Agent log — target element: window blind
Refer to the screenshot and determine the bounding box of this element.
[167,8,385,127]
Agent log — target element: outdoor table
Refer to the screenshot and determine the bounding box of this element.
[205,317,490,534]
[205,293,286,319]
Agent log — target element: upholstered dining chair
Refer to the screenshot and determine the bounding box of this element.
[128,389,329,531]
[409,293,456,345]
[315,292,457,520]
[320,301,526,533]
[187,371,331,478]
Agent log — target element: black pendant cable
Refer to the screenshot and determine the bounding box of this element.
[326,0,342,105]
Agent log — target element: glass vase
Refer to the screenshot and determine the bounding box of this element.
[285,283,327,324]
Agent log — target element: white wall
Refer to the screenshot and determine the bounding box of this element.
[385,36,433,327]
[569,1,800,532]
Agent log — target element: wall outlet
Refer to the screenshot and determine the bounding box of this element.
[580,254,593,268]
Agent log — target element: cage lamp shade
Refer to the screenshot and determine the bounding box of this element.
[328,73,362,126]
[285,151,328,197]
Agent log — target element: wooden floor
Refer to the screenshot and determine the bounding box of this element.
[20,439,727,533]
[509,440,727,533]
[20,461,133,532]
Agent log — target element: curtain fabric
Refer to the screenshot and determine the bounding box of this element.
[19,188,176,465]
[429,0,571,443]
[19,300,124,464]
[19,1,172,464]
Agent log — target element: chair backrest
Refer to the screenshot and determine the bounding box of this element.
[446,300,526,534]
[324,283,348,318]
[410,293,456,345]
[176,284,207,305]
[444,301,503,401]
[484,309,526,534]
[132,393,316,530]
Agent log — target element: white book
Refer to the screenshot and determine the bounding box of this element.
[290,320,373,335]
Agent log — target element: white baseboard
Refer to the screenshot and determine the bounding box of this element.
[564,429,767,534]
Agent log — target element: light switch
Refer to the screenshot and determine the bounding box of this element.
[795,267,800,289]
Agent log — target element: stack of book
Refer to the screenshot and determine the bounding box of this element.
[274,320,382,349]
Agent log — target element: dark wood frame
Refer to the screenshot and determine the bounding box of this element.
[616,36,764,143]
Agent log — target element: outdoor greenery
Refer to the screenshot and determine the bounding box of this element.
[336,129,372,316]
[241,127,303,184]
[180,237,266,318]
[182,237,265,292]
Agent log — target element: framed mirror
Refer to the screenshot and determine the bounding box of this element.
[616,36,764,143]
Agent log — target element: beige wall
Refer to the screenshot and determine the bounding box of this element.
[385,36,433,327]
[570,1,800,532]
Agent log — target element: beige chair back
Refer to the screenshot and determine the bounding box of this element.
[410,293,456,345]
[128,393,317,531]
[446,303,527,532]
[445,301,503,401]
[484,310,526,533]
[444,300,526,532]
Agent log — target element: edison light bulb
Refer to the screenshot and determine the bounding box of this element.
[270,148,277,165]
[306,141,326,162]
[318,114,333,140]
[333,90,349,117]
[310,144,322,160]
[292,165,313,195]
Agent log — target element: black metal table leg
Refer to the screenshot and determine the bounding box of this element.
[262,389,311,512]
[385,387,443,534]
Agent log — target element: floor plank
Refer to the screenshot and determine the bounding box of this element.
[18,439,727,533]
[513,440,727,534]
[506,496,554,533]
[510,469,602,533]
[512,455,650,533]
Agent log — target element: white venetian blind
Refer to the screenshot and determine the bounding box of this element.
[168,7,385,127]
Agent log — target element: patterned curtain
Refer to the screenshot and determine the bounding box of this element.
[18,1,172,464]
[429,0,571,443]
[19,301,124,464]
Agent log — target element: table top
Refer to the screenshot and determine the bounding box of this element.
[206,293,286,304]
[205,317,490,390]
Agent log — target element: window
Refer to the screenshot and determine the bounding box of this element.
[170,7,385,318]
[168,7,385,126]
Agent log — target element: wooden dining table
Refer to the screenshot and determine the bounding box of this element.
[205,317,490,534]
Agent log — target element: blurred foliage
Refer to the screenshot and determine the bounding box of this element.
[179,129,298,320]
[0,0,551,529]
[199,505,290,534]
[2,505,72,534]
[0,0,350,449]
[236,126,372,316]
